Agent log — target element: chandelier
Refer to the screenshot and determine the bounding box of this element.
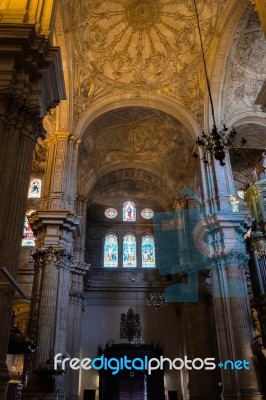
[130,336,145,346]
[146,292,167,309]
[192,0,247,166]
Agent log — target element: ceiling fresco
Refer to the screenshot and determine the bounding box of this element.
[67,0,218,88]
[62,0,226,128]
[78,107,194,202]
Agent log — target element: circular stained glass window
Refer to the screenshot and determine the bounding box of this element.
[237,190,245,200]
[105,208,118,219]
[141,208,154,219]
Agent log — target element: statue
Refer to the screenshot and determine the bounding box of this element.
[252,168,258,182]
[262,150,266,170]
[230,196,239,212]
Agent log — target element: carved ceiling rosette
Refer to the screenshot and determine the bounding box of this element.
[68,0,219,98]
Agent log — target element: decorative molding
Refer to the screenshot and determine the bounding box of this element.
[0,23,66,116]
[221,6,266,125]
[32,247,72,269]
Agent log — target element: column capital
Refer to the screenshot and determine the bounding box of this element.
[0,92,44,142]
[32,246,72,269]
[29,210,82,249]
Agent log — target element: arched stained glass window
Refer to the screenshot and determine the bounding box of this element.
[104,234,118,268]
[123,201,136,222]
[22,216,36,246]
[28,178,42,198]
[123,234,136,268]
[142,235,155,268]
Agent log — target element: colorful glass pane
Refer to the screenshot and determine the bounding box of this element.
[104,234,118,267]
[123,234,137,267]
[141,208,154,219]
[28,178,42,198]
[123,201,136,222]
[22,216,36,246]
[142,235,155,268]
[105,208,118,219]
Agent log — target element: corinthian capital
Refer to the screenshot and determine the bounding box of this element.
[32,246,72,269]
[0,92,44,141]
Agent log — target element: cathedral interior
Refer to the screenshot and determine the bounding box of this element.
[1,0,266,399]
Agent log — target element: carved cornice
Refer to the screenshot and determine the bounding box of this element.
[70,261,90,275]
[0,23,66,116]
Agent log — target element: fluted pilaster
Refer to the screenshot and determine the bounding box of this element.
[66,262,89,400]
[0,94,43,398]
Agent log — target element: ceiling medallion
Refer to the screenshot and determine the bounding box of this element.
[126,0,160,31]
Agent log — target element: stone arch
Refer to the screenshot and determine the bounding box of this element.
[85,166,179,210]
[206,0,250,127]
[74,94,201,140]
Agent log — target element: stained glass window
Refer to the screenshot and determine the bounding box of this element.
[104,234,118,268]
[22,216,36,246]
[105,208,118,219]
[142,235,156,268]
[123,234,137,268]
[123,201,136,222]
[141,208,154,219]
[28,178,42,198]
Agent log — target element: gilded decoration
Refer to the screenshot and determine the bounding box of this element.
[67,0,219,88]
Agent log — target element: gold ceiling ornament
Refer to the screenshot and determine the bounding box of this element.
[69,0,219,88]
[125,0,161,31]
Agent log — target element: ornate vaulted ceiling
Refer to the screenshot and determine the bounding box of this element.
[55,0,266,207]
[78,107,194,206]
[69,0,217,88]
[62,0,228,129]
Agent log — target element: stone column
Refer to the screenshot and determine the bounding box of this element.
[76,197,88,263]
[24,212,80,400]
[24,130,83,398]
[198,152,263,398]
[198,214,263,399]
[0,94,41,397]
[66,262,89,400]
[41,132,80,213]
[0,21,65,399]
